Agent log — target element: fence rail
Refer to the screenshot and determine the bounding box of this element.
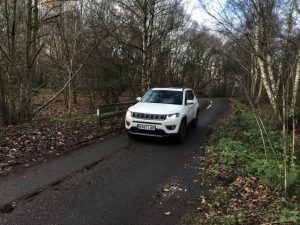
[96,101,136,125]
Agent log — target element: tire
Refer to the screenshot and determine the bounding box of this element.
[176,120,187,144]
[127,131,135,139]
[191,110,199,128]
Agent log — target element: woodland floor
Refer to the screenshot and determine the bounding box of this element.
[0,93,129,177]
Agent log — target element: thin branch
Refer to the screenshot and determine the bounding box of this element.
[32,29,117,117]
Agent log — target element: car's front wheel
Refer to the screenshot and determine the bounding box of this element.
[176,120,187,144]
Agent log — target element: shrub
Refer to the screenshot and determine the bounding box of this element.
[207,106,299,191]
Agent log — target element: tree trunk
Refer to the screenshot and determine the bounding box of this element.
[290,48,300,115]
[68,71,71,114]
[73,90,77,104]
[254,78,263,106]
[7,0,18,124]
[250,53,258,101]
[254,5,280,118]
[19,0,39,122]
[141,3,149,93]
[141,0,155,93]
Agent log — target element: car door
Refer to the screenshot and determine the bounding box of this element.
[185,90,196,124]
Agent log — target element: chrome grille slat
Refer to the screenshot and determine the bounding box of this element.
[131,112,166,121]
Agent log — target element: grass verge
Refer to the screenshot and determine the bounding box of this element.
[180,100,300,225]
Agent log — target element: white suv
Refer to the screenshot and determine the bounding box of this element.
[125,88,199,143]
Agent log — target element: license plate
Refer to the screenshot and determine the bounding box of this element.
[137,124,156,131]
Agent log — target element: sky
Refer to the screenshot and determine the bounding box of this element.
[185,0,225,27]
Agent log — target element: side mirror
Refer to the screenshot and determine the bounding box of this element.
[136,97,142,102]
[187,100,194,105]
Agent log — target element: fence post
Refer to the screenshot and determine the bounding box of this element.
[97,108,101,126]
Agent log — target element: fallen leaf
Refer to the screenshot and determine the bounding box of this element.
[164,211,171,216]
[245,187,253,193]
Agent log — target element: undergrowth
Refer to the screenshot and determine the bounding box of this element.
[208,103,299,192]
[180,101,300,225]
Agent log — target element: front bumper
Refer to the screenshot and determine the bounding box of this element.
[125,116,180,138]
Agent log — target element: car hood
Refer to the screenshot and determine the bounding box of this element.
[129,102,182,114]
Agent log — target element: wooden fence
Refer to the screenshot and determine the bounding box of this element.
[96,101,136,126]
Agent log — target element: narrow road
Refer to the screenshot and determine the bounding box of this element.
[0,99,229,225]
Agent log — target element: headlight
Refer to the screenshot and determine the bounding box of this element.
[167,113,180,119]
[126,110,131,117]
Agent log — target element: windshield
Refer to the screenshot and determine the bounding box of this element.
[141,90,183,105]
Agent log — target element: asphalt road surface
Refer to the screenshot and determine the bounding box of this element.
[0,99,229,225]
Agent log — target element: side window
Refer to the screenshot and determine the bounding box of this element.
[185,90,194,104]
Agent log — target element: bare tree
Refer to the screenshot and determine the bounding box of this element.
[117,0,186,92]
[200,0,300,120]
[200,0,300,194]
[0,0,57,124]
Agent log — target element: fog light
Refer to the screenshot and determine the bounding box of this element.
[166,125,176,130]
[126,120,130,126]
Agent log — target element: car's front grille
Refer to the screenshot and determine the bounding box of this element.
[131,112,167,121]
